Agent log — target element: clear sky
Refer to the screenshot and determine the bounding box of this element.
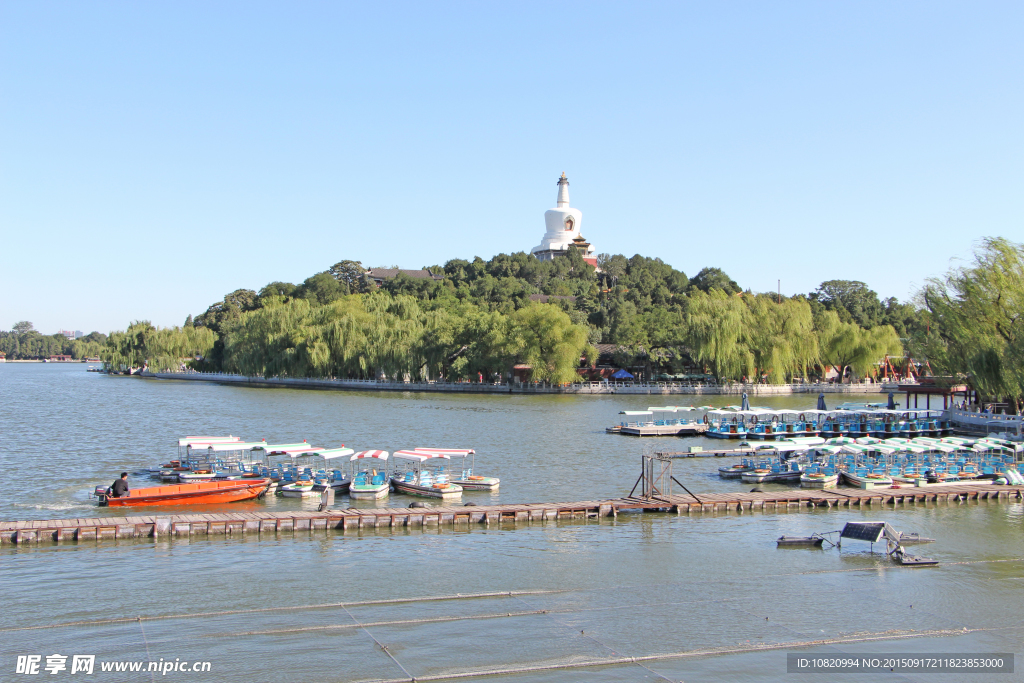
[2,2,1021,334]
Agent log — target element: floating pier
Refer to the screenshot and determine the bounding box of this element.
[607,423,709,436]
[2,483,1022,545]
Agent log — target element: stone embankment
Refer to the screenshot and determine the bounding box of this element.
[140,371,889,396]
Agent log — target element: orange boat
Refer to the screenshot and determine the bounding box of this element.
[97,479,271,507]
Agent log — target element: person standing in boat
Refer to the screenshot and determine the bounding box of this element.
[108,472,129,498]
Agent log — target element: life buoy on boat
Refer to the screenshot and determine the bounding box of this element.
[798,413,805,421]
[468,475,485,481]
[703,414,709,425]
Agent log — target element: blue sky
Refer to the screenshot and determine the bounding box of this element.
[2,2,1021,333]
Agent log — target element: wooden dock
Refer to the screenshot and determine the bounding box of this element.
[2,483,1022,545]
[654,447,754,458]
[608,423,709,436]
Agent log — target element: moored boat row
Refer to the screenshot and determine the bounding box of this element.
[716,434,1024,491]
[97,437,499,507]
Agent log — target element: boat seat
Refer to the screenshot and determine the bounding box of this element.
[371,473,386,485]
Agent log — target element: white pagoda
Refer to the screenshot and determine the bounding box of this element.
[531,173,597,267]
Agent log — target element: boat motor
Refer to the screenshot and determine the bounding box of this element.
[93,486,109,506]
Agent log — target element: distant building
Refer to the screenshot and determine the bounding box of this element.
[57,330,83,340]
[531,173,597,268]
[49,355,73,362]
[364,268,443,287]
[0,352,5,363]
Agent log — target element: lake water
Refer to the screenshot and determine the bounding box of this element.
[2,363,1022,682]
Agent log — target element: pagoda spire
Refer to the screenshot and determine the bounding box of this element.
[556,172,570,208]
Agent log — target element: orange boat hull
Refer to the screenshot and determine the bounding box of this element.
[104,479,270,507]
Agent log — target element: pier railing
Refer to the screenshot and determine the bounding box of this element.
[949,407,1024,436]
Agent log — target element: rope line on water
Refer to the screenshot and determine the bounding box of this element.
[341,604,415,682]
[510,593,676,683]
[137,616,156,683]
[0,589,568,633]
[6,557,1022,634]
[203,609,552,637]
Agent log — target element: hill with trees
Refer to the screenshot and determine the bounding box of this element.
[100,248,929,385]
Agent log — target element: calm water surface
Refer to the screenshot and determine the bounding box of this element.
[2,364,1022,682]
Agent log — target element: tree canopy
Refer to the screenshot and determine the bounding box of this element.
[921,237,1024,410]
[100,249,926,384]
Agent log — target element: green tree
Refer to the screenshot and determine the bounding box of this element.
[511,304,595,384]
[744,296,818,383]
[810,280,884,328]
[683,289,750,380]
[688,267,740,295]
[329,260,366,289]
[920,237,1024,411]
[815,310,902,380]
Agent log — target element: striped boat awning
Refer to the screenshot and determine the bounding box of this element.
[413,448,475,455]
[350,450,389,461]
[394,450,450,461]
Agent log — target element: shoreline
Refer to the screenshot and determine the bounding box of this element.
[138,371,892,396]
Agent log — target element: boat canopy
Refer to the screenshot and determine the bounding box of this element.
[304,447,353,461]
[620,410,653,416]
[350,450,389,461]
[261,443,319,455]
[190,440,267,452]
[393,450,451,462]
[762,442,808,453]
[784,436,825,445]
[414,448,475,455]
[178,436,241,447]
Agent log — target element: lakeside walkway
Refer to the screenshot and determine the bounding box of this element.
[3,482,1020,545]
[140,371,890,396]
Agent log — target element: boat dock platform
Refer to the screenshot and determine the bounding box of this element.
[607,423,709,436]
[2,482,1022,545]
[654,447,755,458]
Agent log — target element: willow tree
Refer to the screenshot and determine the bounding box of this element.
[362,292,426,380]
[815,310,902,380]
[511,304,595,384]
[921,237,1024,411]
[222,298,318,377]
[683,289,750,381]
[744,296,818,383]
[145,325,216,371]
[101,321,155,371]
[101,321,215,372]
